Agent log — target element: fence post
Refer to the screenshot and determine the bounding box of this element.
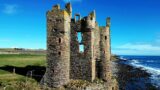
[30,71,33,78]
[13,68,15,74]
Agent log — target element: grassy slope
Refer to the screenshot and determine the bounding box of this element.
[0,54,46,89]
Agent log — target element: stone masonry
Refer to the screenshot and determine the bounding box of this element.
[41,3,113,88]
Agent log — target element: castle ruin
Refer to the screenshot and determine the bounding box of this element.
[41,3,114,89]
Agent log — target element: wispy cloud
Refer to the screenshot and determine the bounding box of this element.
[112,43,160,55]
[116,43,160,51]
[112,33,160,55]
[2,4,18,14]
[63,0,81,3]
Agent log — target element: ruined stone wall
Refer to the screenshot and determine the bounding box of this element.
[93,23,101,78]
[106,17,111,61]
[82,29,95,81]
[70,19,82,80]
[41,4,71,88]
[70,11,111,82]
[42,3,114,88]
[70,12,96,81]
[93,24,100,60]
[85,12,96,81]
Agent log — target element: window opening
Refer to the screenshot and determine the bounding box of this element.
[53,28,58,32]
[77,32,84,52]
[77,32,82,43]
[75,14,80,22]
[105,36,107,40]
[58,52,61,55]
[79,45,84,52]
[59,38,61,43]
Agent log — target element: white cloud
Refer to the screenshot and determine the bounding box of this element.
[63,0,81,3]
[2,4,18,14]
[112,43,160,55]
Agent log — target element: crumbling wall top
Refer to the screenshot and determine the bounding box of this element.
[86,10,96,29]
[106,17,111,27]
[48,4,71,19]
[52,4,60,10]
[65,3,72,13]
[65,2,72,18]
[89,10,96,19]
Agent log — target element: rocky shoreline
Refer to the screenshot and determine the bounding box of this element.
[112,59,158,90]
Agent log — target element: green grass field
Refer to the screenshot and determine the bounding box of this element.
[0,54,46,89]
[0,54,46,67]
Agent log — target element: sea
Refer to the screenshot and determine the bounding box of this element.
[120,55,160,88]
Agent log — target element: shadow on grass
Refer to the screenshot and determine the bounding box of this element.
[0,65,46,82]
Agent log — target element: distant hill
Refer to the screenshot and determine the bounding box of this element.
[0,48,46,54]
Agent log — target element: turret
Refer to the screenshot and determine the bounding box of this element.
[99,17,111,81]
[90,10,96,19]
[65,2,72,18]
[106,17,111,61]
[41,4,71,88]
[86,10,96,29]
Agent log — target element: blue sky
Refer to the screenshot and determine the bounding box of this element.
[0,0,160,55]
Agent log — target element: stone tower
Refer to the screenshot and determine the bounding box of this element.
[100,17,111,81]
[41,3,71,88]
[106,17,111,62]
